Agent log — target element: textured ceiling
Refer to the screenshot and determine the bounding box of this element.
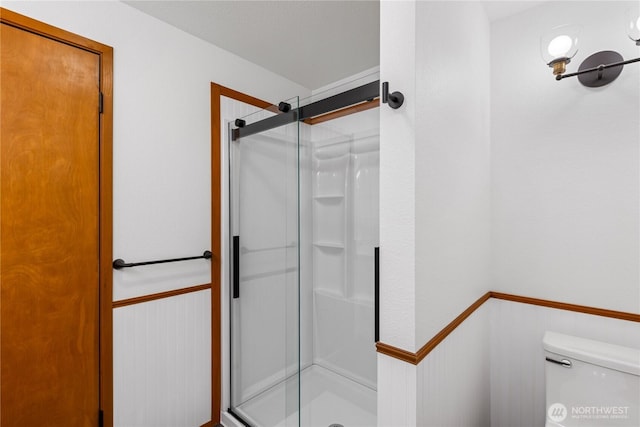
[124,0,380,90]
[123,1,547,90]
[483,1,546,22]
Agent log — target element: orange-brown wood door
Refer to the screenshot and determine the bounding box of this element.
[1,22,101,426]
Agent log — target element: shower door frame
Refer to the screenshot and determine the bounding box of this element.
[210,81,380,426]
[211,84,274,426]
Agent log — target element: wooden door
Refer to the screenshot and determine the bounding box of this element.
[1,18,103,427]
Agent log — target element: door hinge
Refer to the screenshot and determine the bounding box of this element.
[99,92,104,114]
[99,409,104,427]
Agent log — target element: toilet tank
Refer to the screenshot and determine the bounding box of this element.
[543,331,640,427]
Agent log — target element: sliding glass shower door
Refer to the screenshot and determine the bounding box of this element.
[229,98,300,427]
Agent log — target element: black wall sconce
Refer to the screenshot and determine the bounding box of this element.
[381,81,404,109]
[541,9,640,87]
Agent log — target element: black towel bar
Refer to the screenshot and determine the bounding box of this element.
[112,250,212,270]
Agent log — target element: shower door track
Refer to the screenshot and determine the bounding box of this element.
[232,80,379,141]
[227,407,252,427]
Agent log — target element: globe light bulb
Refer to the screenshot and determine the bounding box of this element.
[548,35,574,58]
[541,25,581,75]
[628,8,640,45]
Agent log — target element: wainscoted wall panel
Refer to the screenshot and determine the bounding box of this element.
[490,298,640,427]
[417,300,490,426]
[377,353,417,427]
[113,290,211,427]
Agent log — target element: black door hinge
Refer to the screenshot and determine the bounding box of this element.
[99,92,104,114]
[98,409,104,427]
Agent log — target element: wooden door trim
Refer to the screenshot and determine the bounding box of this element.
[1,8,114,426]
[211,83,272,425]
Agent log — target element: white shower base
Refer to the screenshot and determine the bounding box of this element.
[233,364,376,427]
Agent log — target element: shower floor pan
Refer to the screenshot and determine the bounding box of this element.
[234,364,376,427]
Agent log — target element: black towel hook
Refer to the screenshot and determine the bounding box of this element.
[381,82,404,109]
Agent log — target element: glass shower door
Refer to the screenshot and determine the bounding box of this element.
[229,97,300,427]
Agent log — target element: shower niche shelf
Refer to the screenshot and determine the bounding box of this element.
[313,194,345,200]
[313,241,345,249]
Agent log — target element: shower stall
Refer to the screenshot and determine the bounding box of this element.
[228,78,380,427]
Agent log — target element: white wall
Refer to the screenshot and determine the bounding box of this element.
[381,1,640,425]
[489,2,640,424]
[378,300,491,427]
[3,2,309,426]
[380,0,492,351]
[490,299,640,427]
[379,0,418,352]
[380,296,640,427]
[418,301,490,427]
[414,0,492,347]
[491,0,640,313]
[378,1,491,425]
[381,1,639,426]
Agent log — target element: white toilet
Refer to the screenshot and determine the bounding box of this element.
[543,331,640,427]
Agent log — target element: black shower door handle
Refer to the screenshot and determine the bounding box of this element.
[374,246,380,342]
[233,235,240,299]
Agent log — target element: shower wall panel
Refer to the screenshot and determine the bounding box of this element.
[311,108,379,389]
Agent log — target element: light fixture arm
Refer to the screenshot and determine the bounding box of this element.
[556,55,640,81]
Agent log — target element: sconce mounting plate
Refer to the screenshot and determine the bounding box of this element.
[577,50,624,87]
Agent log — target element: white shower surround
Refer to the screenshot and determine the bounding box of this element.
[311,112,379,390]
[225,71,380,426]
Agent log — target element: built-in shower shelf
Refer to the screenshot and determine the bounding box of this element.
[314,288,374,307]
[313,241,345,249]
[313,194,344,200]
